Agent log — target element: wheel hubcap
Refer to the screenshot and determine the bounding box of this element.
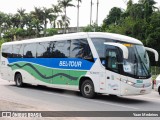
[84,84,92,95]
[17,76,21,85]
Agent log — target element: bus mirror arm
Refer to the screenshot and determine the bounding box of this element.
[104,42,129,59]
[145,47,159,62]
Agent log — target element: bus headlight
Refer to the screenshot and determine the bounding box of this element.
[122,80,135,86]
[127,81,134,86]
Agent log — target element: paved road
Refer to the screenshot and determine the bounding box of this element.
[0,78,160,120]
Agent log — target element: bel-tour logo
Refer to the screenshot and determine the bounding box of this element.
[59,61,82,68]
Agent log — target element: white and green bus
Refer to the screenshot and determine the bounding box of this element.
[0,32,158,98]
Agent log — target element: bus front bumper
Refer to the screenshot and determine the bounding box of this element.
[120,83,152,96]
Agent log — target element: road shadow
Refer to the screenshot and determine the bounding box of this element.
[7,84,149,105]
[7,83,82,96]
[94,94,148,104]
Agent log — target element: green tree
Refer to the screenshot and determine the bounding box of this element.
[127,0,133,10]
[127,3,144,19]
[146,12,160,35]
[11,13,21,28]
[132,19,147,41]
[106,17,136,35]
[103,7,123,26]
[42,7,53,36]
[31,18,43,37]
[83,23,101,32]
[57,19,63,28]
[51,4,62,28]
[58,0,75,33]
[23,13,37,37]
[139,0,157,21]
[102,7,123,31]
[45,28,58,36]
[3,14,12,32]
[146,31,160,65]
[3,28,27,40]
[30,7,44,37]
[17,8,27,29]
[0,12,7,38]
[60,15,70,29]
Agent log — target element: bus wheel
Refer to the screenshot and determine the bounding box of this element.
[15,73,23,87]
[81,80,95,98]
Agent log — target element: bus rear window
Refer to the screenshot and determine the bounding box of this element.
[2,45,12,58]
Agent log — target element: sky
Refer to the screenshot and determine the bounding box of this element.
[0,0,160,27]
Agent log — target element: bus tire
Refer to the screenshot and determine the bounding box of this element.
[81,80,95,98]
[158,87,160,95]
[15,73,23,87]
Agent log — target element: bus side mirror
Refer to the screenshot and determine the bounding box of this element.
[145,47,159,61]
[104,42,128,59]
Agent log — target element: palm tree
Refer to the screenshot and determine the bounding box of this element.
[17,8,26,29]
[31,18,43,37]
[56,15,70,33]
[52,4,62,16]
[0,12,6,38]
[3,14,12,33]
[61,15,70,28]
[77,0,82,32]
[48,14,58,28]
[25,13,35,37]
[30,7,44,37]
[96,0,99,25]
[57,19,63,28]
[58,0,75,33]
[90,0,94,26]
[42,7,53,36]
[11,13,21,28]
[52,4,62,28]
[31,7,44,23]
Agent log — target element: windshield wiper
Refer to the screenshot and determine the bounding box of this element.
[134,54,138,77]
[135,48,149,76]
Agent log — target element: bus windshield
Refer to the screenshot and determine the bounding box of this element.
[123,45,150,78]
[91,38,150,78]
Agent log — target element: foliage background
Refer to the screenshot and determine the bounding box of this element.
[0,0,160,73]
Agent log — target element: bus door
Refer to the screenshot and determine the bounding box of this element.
[105,47,121,95]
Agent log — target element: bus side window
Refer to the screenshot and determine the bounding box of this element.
[70,39,93,62]
[2,45,12,58]
[37,42,52,58]
[23,43,37,58]
[106,50,118,72]
[53,40,70,58]
[12,44,23,58]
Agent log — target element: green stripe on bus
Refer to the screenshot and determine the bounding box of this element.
[9,62,87,85]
